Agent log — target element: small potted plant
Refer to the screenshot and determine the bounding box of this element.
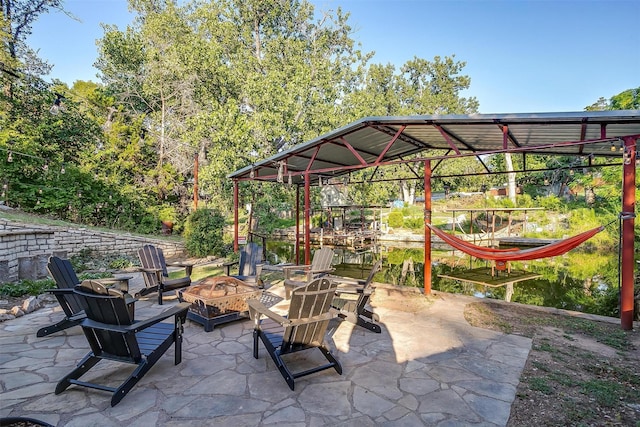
[159,206,177,235]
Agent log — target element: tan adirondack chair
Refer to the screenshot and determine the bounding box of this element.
[248,278,342,390]
[282,247,334,299]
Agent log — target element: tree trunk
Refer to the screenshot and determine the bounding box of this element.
[400,180,416,205]
[585,187,596,205]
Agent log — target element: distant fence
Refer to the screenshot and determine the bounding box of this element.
[0,218,186,283]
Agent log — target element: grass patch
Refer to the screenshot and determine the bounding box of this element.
[581,379,622,407]
[528,377,553,394]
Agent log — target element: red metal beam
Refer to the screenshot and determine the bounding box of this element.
[424,159,432,295]
[304,173,311,264]
[236,134,640,183]
[620,136,636,330]
[435,125,462,155]
[305,146,321,173]
[339,137,368,165]
[375,125,406,164]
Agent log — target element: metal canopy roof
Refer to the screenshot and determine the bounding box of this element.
[229,110,640,185]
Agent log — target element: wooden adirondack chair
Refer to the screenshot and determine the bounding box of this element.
[137,245,193,305]
[223,242,264,287]
[331,259,383,333]
[38,256,135,337]
[283,247,335,299]
[55,280,189,407]
[248,278,342,390]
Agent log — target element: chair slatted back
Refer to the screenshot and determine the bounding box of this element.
[310,247,334,271]
[47,256,84,314]
[138,245,169,288]
[284,278,337,351]
[74,281,140,361]
[238,242,263,277]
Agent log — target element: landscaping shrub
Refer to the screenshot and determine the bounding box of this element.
[184,208,226,257]
[404,217,424,230]
[388,210,404,228]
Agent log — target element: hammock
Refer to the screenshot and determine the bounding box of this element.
[427,223,604,262]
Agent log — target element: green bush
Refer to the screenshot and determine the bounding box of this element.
[388,211,404,228]
[0,279,55,297]
[183,208,226,257]
[404,217,424,230]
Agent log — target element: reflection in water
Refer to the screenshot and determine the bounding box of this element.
[265,240,621,316]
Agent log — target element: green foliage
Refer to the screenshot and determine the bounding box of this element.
[537,195,563,211]
[404,217,424,230]
[0,279,55,297]
[388,210,404,228]
[183,208,226,257]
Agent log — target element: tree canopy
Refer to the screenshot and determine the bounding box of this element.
[0,0,634,240]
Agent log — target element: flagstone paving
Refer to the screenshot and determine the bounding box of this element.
[0,275,532,426]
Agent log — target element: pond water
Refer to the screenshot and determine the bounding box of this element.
[264,240,622,317]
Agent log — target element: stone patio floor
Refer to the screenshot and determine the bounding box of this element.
[0,274,532,426]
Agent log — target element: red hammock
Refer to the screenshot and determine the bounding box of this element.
[427,223,604,262]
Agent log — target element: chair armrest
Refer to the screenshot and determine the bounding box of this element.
[335,286,365,295]
[223,260,239,276]
[167,262,194,276]
[46,288,75,295]
[82,303,190,333]
[139,267,163,274]
[309,267,335,275]
[96,277,132,292]
[247,299,289,325]
[282,264,311,279]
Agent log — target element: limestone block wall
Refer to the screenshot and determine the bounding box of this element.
[0,218,186,283]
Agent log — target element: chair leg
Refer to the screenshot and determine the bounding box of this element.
[355,315,382,333]
[110,361,151,407]
[174,316,183,365]
[256,330,295,390]
[55,354,100,394]
[36,316,84,337]
[157,286,164,305]
[318,345,343,375]
[253,330,259,359]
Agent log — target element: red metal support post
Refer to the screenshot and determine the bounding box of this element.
[620,136,636,330]
[304,173,311,264]
[424,159,432,295]
[295,184,300,264]
[233,179,239,253]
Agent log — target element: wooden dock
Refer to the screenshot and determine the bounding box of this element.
[438,267,542,288]
[498,237,559,247]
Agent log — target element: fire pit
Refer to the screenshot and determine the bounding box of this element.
[178,276,262,331]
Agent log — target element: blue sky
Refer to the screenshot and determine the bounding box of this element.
[28,0,639,114]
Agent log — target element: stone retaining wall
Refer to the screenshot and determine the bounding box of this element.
[0,218,186,283]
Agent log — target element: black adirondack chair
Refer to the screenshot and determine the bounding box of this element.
[248,278,342,390]
[330,259,384,333]
[55,280,189,407]
[137,245,193,305]
[37,256,134,337]
[223,242,264,287]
